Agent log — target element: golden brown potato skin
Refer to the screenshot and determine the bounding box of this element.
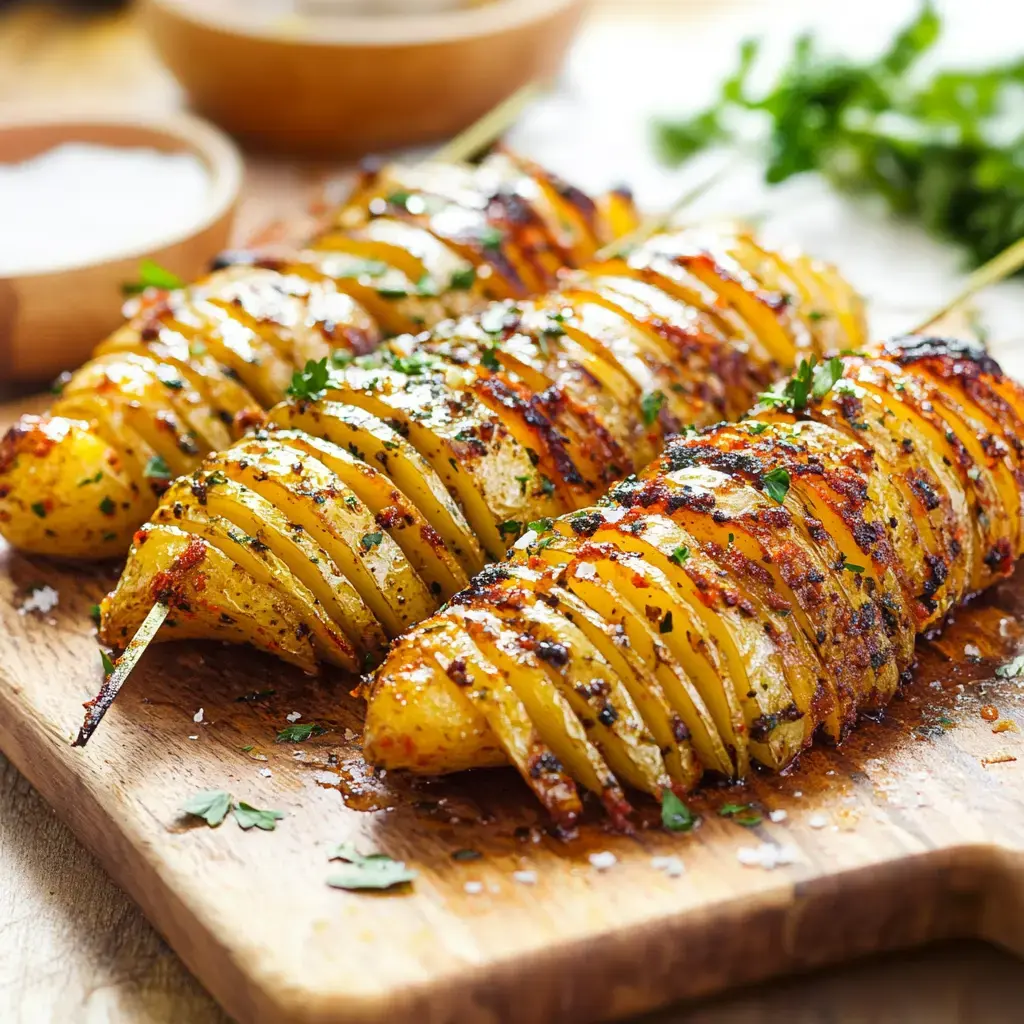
[0,152,634,560]
[366,338,1024,828]
[101,227,862,696]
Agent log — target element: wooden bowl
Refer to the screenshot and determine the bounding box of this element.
[0,112,242,385]
[140,0,587,156]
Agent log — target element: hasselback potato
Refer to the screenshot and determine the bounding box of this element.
[100,226,864,677]
[365,338,1024,828]
[0,151,635,560]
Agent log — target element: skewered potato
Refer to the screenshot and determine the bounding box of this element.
[365,339,1024,827]
[100,227,863,675]
[0,153,633,560]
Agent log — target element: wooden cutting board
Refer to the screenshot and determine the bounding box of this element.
[3,404,1024,1024]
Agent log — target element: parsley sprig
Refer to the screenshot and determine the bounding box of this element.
[653,3,1024,273]
[758,356,844,413]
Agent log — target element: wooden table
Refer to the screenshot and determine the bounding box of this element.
[3,2,1024,1021]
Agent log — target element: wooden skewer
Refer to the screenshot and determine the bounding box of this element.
[911,236,1024,335]
[432,81,546,164]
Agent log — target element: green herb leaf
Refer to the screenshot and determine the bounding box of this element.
[122,259,185,296]
[762,467,791,504]
[360,531,384,551]
[327,842,417,891]
[181,789,232,827]
[89,603,102,626]
[478,225,504,250]
[641,389,667,427]
[662,790,696,831]
[670,545,690,565]
[719,802,762,826]
[450,267,476,290]
[233,801,285,831]
[275,723,325,743]
[144,455,172,481]
[287,358,334,401]
[78,471,103,487]
[811,356,845,400]
[480,345,501,372]
[100,649,116,676]
[31,502,47,519]
[98,496,116,516]
[337,259,389,279]
[995,655,1024,678]
[843,559,866,573]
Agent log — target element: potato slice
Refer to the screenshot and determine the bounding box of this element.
[269,399,485,575]
[160,464,388,658]
[215,438,435,635]
[455,603,634,828]
[101,524,322,673]
[269,428,468,601]
[322,368,550,558]
[504,563,703,791]
[0,415,144,559]
[585,515,806,771]
[151,505,359,669]
[483,575,673,797]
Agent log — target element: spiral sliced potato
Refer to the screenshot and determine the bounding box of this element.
[366,338,1024,827]
[0,153,633,559]
[100,228,863,679]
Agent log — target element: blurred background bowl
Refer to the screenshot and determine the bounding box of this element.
[0,111,241,384]
[140,0,587,156]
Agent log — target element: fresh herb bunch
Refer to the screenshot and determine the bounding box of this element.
[653,3,1024,271]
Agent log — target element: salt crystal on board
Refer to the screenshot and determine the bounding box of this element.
[286,711,301,723]
[736,843,798,870]
[259,768,272,778]
[512,870,538,885]
[589,851,617,871]
[17,585,59,616]
[193,708,204,723]
[651,856,685,878]
[807,814,828,829]
[464,881,484,895]
[769,809,788,823]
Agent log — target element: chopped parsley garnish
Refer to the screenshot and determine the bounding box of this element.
[144,455,172,481]
[98,496,117,516]
[762,467,791,504]
[527,518,554,534]
[843,559,866,573]
[275,723,325,743]
[122,258,185,296]
[516,474,531,495]
[995,655,1024,678]
[415,274,439,297]
[100,649,117,676]
[451,848,483,861]
[746,422,769,435]
[450,267,476,290]
[181,790,284,830]
[360,531,384,551]
[78,471,103,487]
[478,225,504,250]
[480,345,501,372]
[759,356,844,412]
[233,802,285,831]
[539,475,556,497]
[89,604,102,626]
[662,790,696,831]
[327,842,417,891]
[719,802,762,827]
[670,545,690,565]
[31,502,47,519]
[287,358,334,401]
[498,520,522,541]
[181,789,232,827]
[641,389,667,427]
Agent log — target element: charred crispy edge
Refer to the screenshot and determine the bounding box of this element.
[882,335,1004,379]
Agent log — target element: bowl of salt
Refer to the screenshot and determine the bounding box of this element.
[0,111,242,385]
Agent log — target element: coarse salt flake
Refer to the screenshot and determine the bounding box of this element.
[286,711,301,723]
[964,643,981,658]
[18,585,60,616]
[512,870,538,885]
[589,851,617,871]
[575,562,597,581]
[769,809,788,823]
[807,814,828,829]
[259,767,272,778]
[463,881,484,895]
[651,855,685,878]
[736,843,798,870]
[514,530,538,550]
[193,708,204,723]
